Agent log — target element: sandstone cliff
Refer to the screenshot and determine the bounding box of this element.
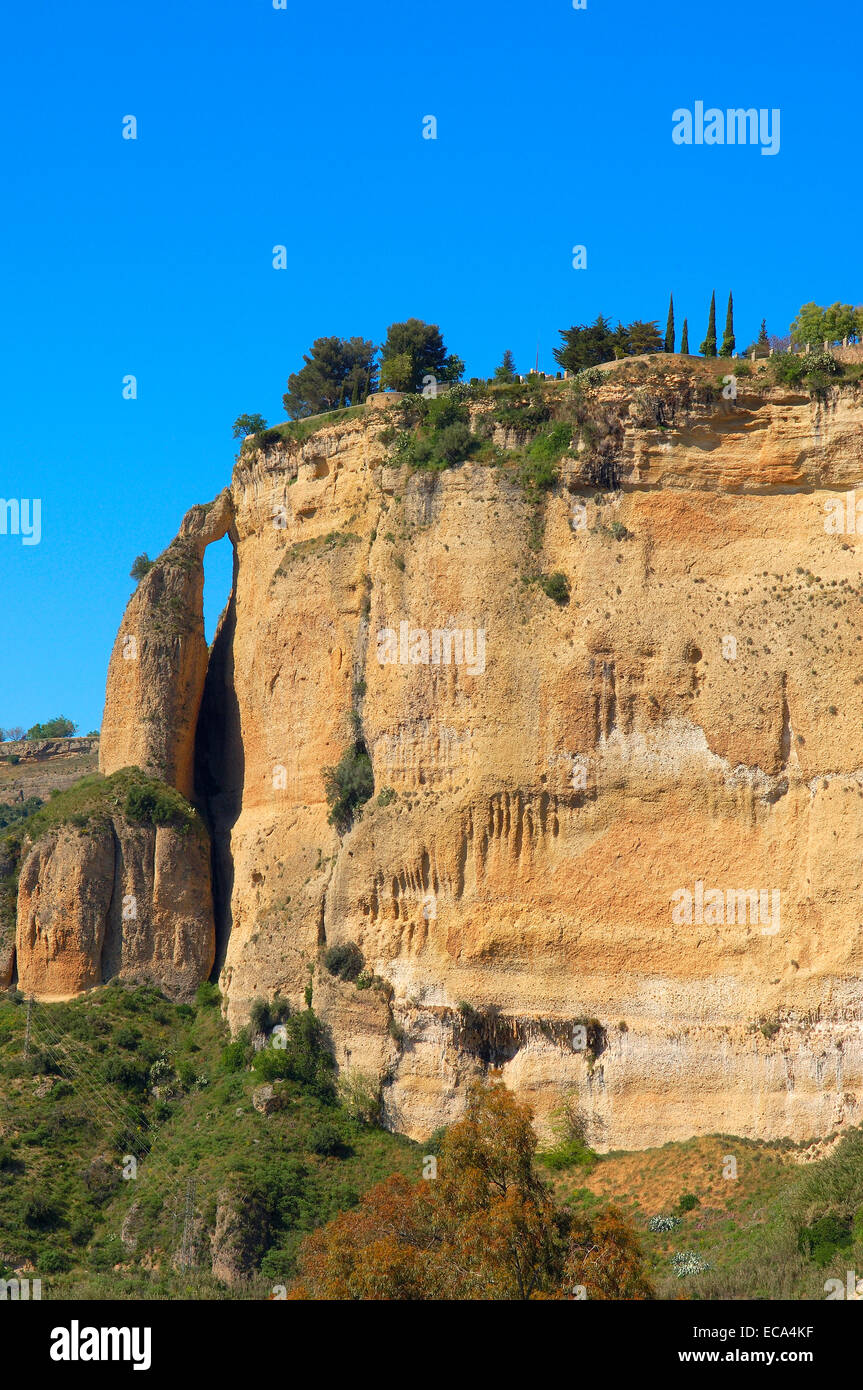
[12,772,214,1000]
[86,363,863,1146]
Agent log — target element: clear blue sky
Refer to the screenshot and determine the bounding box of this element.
[0,0,857,736]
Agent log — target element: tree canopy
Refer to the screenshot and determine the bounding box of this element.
[288,1081,654,1300]
[379,319,463,393]
[554,315,663,371]
[25,716,77,741]
[232,413,268,439]
[790,302,861,349]
[282,336,379,420]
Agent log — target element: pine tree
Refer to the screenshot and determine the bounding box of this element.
[680,318,689,354]
[719,292,735,357]
[757,319,769,347]
[699,292,717,357]
[493,349,517,383]
[664,294,675,353]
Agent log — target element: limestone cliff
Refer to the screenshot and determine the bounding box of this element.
[88,363,863,1146]
[12,772,214,1001]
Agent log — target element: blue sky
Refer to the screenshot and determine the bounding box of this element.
[0,0,857,736]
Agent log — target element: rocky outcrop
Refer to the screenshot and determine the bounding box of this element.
[41,364,863,1150]
[100,492,234,798]
[210,1180,270,1285]
[15,813,214,1000]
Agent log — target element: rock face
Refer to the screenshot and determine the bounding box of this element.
[15,816,214,1000]
[100,492,233,798]
[83,369,863,1147]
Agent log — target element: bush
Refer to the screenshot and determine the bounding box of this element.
[251,1009,335,1099]
[308,1121,351,1157]
[539,572,570,605]
[324,942,365,982]
[797,1213,852,1266]
[323,744,374,832]
[677,1192,700,1214]
[123,781,194,830]
[195,981,221,1008]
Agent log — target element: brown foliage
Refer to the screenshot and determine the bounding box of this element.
[291,1082,655,1301]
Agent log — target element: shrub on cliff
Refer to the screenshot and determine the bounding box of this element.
[323,744,374,832]
[324,942,365,982]
[123,779,195,831]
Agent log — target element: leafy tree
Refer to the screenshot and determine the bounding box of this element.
[790,302,860,351]
[494,350,517,383]
[664,293,675,352]
[627,320,663,355]
[288,1081,654,1300]
[26,716,76,740]
[554,315,617,371]
[699,291,717,357]
[130,553,154,582]
[379,319,461,393]
[232,413,268,439]
[719,292,735,357]
[283,336,378,419]
[680,318,689,354]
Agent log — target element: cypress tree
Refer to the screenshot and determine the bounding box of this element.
[680,318,689,354]
[664,294,675,353]
[719,291,735,357]
[757,319,769,347]
[699,292,717,357]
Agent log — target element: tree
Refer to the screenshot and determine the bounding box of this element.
[719,291,735,358]
[379,320,461,393]
[757,318,769,348]
[288,1081,654,1300]
[130,553,153,582]
[664,293,675,353]
[627,320,663,355]
[283,336,378,419]
[680,318,689,354]
[5,727,25,742]
[699,291,717,357]
[554,315,617,371]
[26,717,77,741]
[493,350,517,383]
[232,413,268,439]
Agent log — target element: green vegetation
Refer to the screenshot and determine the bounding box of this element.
[130,554,154,582]
[699,290,717,357]
[790,301,860,350]
[0,797,43,829]
[283,336,378,420]
[680,318,689,353]
[323,942,365,983]
[0,984,419,1295]
[719,291,735,357]
[323,743,374,833]
[664,293,674,353]
[493,348,517,383]
[231,413,268,439]
[25,716,76,741]
[379,318,463,394]
[538,571,570,605]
